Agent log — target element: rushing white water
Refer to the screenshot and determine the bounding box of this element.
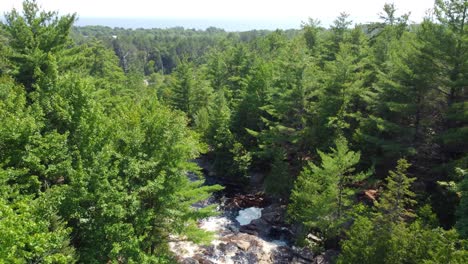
[235,207,263,225]
[171,166,294,263]
[168,238,200,259]
[200,215,233,232]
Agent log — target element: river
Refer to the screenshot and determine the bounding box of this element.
[169,158,330,263]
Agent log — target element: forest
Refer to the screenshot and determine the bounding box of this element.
[0,0,467,263]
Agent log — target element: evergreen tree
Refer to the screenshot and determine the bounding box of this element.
[339,162,468,264]
[421,0,468,172]
[315,38,372,146]
[323,12,353,61]
[339,215,468,264]
[288,137,369,240]
[376,159,416,223]
[2,0,76,91]
[169,61,213,121]
[231,61,271,147]
[359,31,437,176]
[301,19,322,55]
[456,168,468,237]
[370,3,410,67]
[264,148,292,197]
[254,37,313,167]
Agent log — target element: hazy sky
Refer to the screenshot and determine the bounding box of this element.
[1,0,436,28]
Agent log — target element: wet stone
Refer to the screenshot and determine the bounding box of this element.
[181,257,199,264]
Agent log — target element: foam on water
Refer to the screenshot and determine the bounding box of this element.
[235,207,263,225]
[199,215,232,232]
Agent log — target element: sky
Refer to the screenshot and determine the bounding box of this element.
[0,0,436,30]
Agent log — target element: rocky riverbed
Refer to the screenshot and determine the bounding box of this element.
[169,159,337,263]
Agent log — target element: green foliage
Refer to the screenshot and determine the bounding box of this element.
[339,162,468,264]
[265,149,292,197]
[206,91,251,179]
[0,2,223,262]
[1,0,467,262]
[0,195,75,263]
[302,19,321,54]
[324,12,353,61]
[457,168,468,238]
[339,215,468,264]
[337,216,376,263]
[2,0,76,90]
[169,61,213,120]
[231,61,271,147]
[340,161,468,263]
[288,137,369,240]
[376,159,416,223]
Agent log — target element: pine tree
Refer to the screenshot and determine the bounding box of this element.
[370,3,410,67]
[339,163,468,264]
[288,137,369,239]
[2,0,76,91]
[456,168,468,238]
[421,0,468,173]
[338,216,377,264]
[359,31,437,175]
[315,36,372,146]
[231,61,270,147]
[377,159,417,223]
[324,12,353,61]
[205,90,251,179]
[170,61,213,121]
[264,148,292,197]
[254,37,313,166]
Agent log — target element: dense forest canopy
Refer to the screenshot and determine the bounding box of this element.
[0,0,467,263]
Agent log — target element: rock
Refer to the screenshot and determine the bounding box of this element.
[236,240,251,251]
[364,189,378,200]
[269,226,293,241]
[228,224,240,233]
[271,246,294,263]
[261,204,288,229]
[227,193,267,209]
[232,251,258,264]
[292,246,315,262]
[200,245,215,256]
[217,242,238,255]
[306,233,322,243]
[249,172,266,187]
[314,250,339,264]
[239,218,272,237]
[181,257,199,264]
[239,223,259,236]
[358,189,379,205]
[193,254,214,264]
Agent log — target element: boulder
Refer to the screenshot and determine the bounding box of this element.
[292,246,315,262]
[250,172,266,186]
[269,226,293,241]
[271,246,294,263]
[193,254,214,264]
[181,258,199,264]
[232,251,259,264]
[358,189,379,205]
[306,233,322,243]
[217,242,238,255]
[200,245,215,257]
[227,193,267,209]
[314,250,339,264]
[236,240,251,251]
[261,204,285,224]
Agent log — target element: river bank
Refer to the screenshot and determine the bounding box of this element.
[169,158,337,263]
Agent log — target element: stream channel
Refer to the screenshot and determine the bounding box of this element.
[169,158,321,264]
